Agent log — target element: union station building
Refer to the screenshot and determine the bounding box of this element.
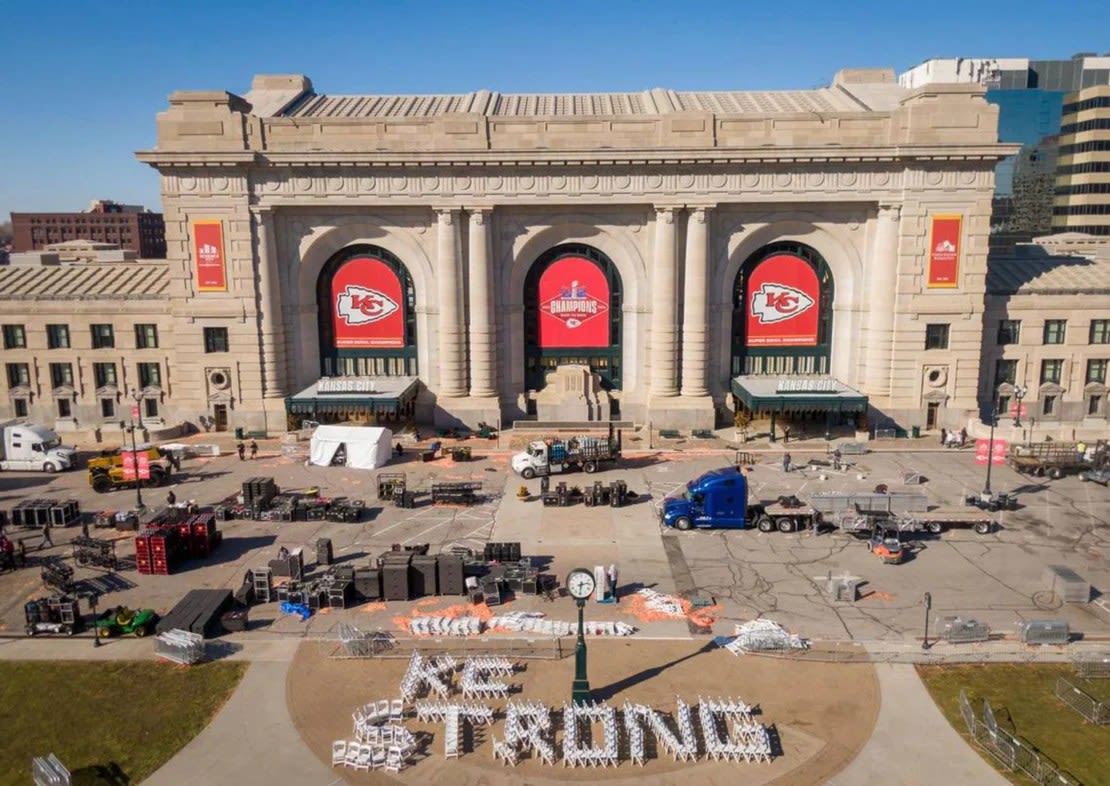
[3,69,1109,441]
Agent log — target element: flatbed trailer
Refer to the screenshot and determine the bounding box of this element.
[1008,442,1088,478]
[903,508,995,535]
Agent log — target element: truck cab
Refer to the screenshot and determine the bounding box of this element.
[512,441,554,478]
[661,467,755,530]
[0,423,77,472]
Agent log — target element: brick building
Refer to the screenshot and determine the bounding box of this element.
[11,200,166,258]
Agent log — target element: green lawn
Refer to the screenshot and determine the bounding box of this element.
[0,660,246,786]
[918,663,1110,786]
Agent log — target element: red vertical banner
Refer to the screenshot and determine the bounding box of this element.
[192,220,227,292]
[136,451,151,480]
[974,439,1008,465]
[745,254,820,347]
[537,256,611,348]
[331,257,406,348]
[121,451,136,481]
[927,215,962,288]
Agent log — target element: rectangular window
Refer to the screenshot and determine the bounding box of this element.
[1042,394,1057,415]
[995,359,1018,387]
[90,324,115,349]
[46,324,70,349]
[997,395,1011,416]
[49,362,73,388]
[924,323,950,350]
[135,324,159,349]
[1040,359,1063,385]
[1043,320,1067,345]
[144,397,158,418]
[138,362,161,388]
[6,363,30,388]
[2,324,26,349]
[1091,319,1110,344]
[57,398,71,418]
[93,362,117,387]
[1087,359,1108,385]
[100,398,115,418]
[14,398,28,418]
[204,327,229,353]
[997,319,1021,345]
[1090,395,1104,416]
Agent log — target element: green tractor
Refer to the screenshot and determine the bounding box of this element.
[95,606,158,639]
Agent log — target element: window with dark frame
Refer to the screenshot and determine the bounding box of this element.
[2,324,26,349]
[997,319,1021,345]
[49,362,73,388]
[138,362,161,388]
[1091,319,1110,344]
[1040,359,1063,385]
[93,362,117,387]
[91,324,115,349]
[100,398,115,418]
[924,323,950,350]
[6,363,30,388]
[1087,359,1108,385]
[14,399,28,418]
[135,324,159,349]
[204,327,229,353]
[1089,395,1104,416]
[995,359,1018,387]
[46,324,70,349]
[57,398,71,418]
[1042,394,1057,415]
[144,397,158,418]
[1043,319,1067,345]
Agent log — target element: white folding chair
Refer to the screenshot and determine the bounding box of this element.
[343,741,361,768]
[331,740,347,766]
[383,749,403,773]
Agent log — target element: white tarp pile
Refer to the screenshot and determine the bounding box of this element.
[726,619,809,655]
[309,425,392,469]
[636,587,687,617]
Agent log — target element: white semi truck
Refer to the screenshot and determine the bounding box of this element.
[0,422,77,472]
[511,425,622,478]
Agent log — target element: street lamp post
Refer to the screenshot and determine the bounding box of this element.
[572,598,591,704]
[922,591,932,650]
[1012,385,1028,427]
[130,392,144,510]
[984,390,999,496]
[89,592,101,648]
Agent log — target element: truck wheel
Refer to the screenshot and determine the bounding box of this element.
[777,518,794,533]
[521,467,536,480]
[757,516,774,533]
[1049,467,1063,480]
[92,475,112,493]
[63,625,73,636]
[674,516,692,531]
[583,461,598,474]
[42,462,57,473]
[150,468,168,487]
[926,521,943,535]
[26,626,36,637]
[98,627,113,638]
[974,521,992,535]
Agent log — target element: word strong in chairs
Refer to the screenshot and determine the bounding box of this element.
[502,700,555,764]
[460,656,515,699]
[562,701,620,768]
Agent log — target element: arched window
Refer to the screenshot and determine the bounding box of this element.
[731,241,834,377]
[523,244,623,391]
[316,245,417,377]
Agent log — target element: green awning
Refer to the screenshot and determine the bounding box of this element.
[731,375,868,414]
[285,376,419,416]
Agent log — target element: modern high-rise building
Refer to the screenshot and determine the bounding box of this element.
[1054,84,1110,235]
[900,55,1110,249]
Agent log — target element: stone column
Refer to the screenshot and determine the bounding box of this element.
[436,208,466,397]
[650,206,679,397]
[467,208,496,398]
[681,206,711,397]
[252,208,286,397]
[863,204,901,396]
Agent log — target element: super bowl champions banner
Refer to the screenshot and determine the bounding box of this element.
[331,257,406,348]
[538,256,611,348]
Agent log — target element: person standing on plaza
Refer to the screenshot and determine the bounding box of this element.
[940,427,947,447]
[783,452,792,473]
[249,439,258,460]
[783,425,791,444]
[237,441,246,461]
[41,520,53,549]
[167,488,177,507]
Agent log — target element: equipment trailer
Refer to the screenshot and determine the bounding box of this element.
[1008,442,1088,479]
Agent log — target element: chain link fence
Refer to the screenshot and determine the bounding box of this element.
[957,689,1080,785]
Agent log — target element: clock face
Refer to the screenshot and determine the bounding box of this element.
[566,569,596,599]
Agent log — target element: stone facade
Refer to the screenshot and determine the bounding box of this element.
[2,69,1024,435]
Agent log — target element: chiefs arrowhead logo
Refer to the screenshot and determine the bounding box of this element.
[751,283,815,324]
[336,285,399,325]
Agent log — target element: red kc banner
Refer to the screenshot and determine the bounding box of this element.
[331,257,406,349]
[192,220,228,292]
[1009,402,1028,419]
[927,215,962,288]
[120,451,152,482]
[974,438,1008,466]
[745,254,820,347]
[130,404,140,421]
[537,256,611,348]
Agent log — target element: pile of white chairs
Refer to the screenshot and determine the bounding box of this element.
[399,652,454,701]
[726,619,809,654]
[501,700,555,765]
[488,615,574,636]
[635,588,687,618]
[414,699,494,726]
[460,657,514,699]
[583,620,637,636]
[696,696,772,763]
[353,698,404,737]
[408,615,483,637]
[334,714,418,773]
[561,701,620,768]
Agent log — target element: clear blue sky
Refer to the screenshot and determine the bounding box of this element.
[1,0,1106,220]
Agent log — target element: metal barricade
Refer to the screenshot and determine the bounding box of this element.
[1075,651,1110,679]
[1055,676,1110,724]
[154,628,206,665]
[942,616,991,644]
[32,754,70,786]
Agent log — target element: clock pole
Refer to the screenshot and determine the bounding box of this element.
[572,596,591,703]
